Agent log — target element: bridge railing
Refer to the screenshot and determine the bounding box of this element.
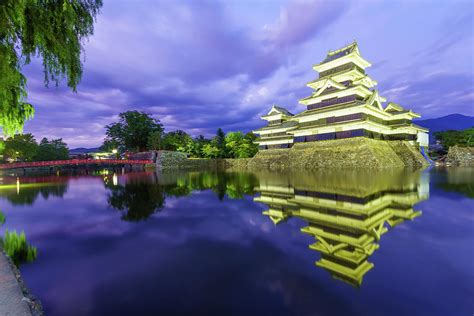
[0,159,153,169]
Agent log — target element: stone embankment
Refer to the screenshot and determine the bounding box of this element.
[445,146,474,166]
[246,138,428,170]
[154,139,428,171]
[155,151,219,170]
[0,249,43,316]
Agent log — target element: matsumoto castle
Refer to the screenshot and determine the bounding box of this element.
[254,41,429,150]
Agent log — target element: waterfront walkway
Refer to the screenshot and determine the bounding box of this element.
[0,252,32,316]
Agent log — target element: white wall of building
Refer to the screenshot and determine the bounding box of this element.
[417,132,429,147]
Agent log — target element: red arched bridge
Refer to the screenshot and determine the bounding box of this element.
[0,159,153,170]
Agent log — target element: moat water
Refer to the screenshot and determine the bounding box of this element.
[0,168,472,316]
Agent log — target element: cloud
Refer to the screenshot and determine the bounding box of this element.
[382,72,474,118]
[19,0,350,147]
[18,0,473,147]
[416,7,474,60]
[264,0,348,47]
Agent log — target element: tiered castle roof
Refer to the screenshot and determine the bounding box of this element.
[300,41,407,114]
[253,41,429,149]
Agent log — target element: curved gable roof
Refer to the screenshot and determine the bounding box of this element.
[384,102,405,112]
[267,105,294,116]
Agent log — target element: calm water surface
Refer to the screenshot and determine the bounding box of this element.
[0,168,473,316]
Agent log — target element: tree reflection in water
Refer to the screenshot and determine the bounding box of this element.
[434,167,474,199]
[104,171,259,221]
[0,175,69,205]
[105,173,166,222]
[170,171,258,200]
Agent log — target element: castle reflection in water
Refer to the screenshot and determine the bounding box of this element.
[254,170,429,287]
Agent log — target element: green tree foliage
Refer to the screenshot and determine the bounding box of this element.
[181,137,199,157]
[147,130,162,151]
[225,132,258,158]
[101,112,258,158]
[184,135,209,157]
[239,132,259,158]
[225,132,244,156]
[163,129,258,159]
[161,130,192,151]
[3,133,38,161]
[201,143,220,158]
[434,128,474,148]
[35,138,69,161]
[100,139,120,152]
[104,111,163,152]
[192,135,210,157]
[1,134,69,162]
[0,0,102,136]
[0,138,5,155]
[215,128,226,158]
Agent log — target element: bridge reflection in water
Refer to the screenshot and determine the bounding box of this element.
[254,170,429,287]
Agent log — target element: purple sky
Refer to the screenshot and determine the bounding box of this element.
[20,0,474,148]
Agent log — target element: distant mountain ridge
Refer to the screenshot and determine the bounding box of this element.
[416,114,474,132]
[69,147,101,154]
